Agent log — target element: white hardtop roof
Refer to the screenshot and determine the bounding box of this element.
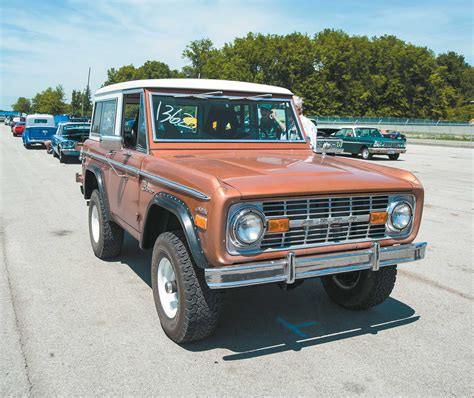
[26,114,54,118]
[95,78,293,96]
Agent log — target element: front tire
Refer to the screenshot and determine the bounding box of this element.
[388,154,400,160]
[321,266,397,310]
[88,189,123,259]
[361,146,372,160]
[59,149,67,163]
[151,232,220,343]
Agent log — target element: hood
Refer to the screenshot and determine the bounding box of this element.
[160,150,413,198]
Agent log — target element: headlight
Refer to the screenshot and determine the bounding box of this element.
[231,208,265,246]
[386,196,415,237]
[391,202,412,230]
[373,141,382,147]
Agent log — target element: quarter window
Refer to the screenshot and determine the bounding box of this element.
[91,100,117,136]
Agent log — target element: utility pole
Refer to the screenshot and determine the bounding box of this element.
[82,67,91,116]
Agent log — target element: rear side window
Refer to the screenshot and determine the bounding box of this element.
[91,99,117,136]
[34,119,48,123]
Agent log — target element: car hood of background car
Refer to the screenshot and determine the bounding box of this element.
[156,149,414,198]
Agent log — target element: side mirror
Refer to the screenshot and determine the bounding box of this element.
[100,135,122,152]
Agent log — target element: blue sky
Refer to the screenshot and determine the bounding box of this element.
[0,0,472,110]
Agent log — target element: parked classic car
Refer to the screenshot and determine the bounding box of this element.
[12,122,26,136]
[23,114,57,148]
[77,79,427,343]
[382,129,407,141]
[51,122,91,163]
[334,126,407,160]
[307,119,344,154]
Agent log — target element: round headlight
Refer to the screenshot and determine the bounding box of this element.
[391,202,412,230]
[232,209,265,245]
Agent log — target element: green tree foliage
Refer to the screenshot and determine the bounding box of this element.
[12,97,32,114]
[98,30,471,121]
[70,90,82,115]
[104,61,180,85]
[82,85,92,115]
[31,86,68,114]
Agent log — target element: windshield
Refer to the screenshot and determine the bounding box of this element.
[151,95,304,142]
[62,124,90,136]
[355,128,383,138]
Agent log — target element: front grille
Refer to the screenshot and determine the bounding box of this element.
[260,195,389,250]
[383,142,403,148]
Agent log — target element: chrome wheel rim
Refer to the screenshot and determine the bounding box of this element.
[362,148,369,159]
[91,204,100,243]
[333,272,361,290]
[157,257,178,318]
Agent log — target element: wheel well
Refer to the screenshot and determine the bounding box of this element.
[84,170,98,199]
[142,205,183,249]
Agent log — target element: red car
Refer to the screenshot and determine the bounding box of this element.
[12,123,26,136]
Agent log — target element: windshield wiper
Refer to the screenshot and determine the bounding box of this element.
[173,91,224,99]
[229,93,273,101]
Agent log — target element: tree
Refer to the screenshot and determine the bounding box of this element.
[12,97,32,114]
[182,38,217,78]
[31,86,68,114]
[82,85,92,115]
[70,90,82,115]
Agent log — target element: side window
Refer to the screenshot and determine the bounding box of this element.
[100,100,117,136]
[91,102,103,135]
[136,94,147,151]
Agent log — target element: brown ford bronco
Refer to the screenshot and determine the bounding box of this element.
[77,79,427,343]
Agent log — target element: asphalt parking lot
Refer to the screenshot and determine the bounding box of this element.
[1,124,473,396]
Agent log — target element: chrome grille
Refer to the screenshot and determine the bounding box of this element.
[260,195,389,250]
[384,142,404,148]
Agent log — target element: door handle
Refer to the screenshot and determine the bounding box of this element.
[122,151,133,157]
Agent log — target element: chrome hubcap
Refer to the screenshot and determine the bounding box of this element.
[157,257,178,318]
[333,272,361,290]
[91,204,100,243]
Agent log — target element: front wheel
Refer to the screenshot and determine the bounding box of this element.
[59,149,67,163]
[88,189,123,259]
[388,154,400,160]
[321,266,397,310]
[361,146,372,160]
[151,232,221,343]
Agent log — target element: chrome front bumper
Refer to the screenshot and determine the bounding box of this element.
[205,242,427,289]
[369,148,406,154]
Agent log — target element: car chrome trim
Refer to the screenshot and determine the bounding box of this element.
[205,242,427,289]
[82,150,210,201]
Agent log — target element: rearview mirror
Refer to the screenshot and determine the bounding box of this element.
[100,135,122,152]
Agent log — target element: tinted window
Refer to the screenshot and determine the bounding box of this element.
[151,95,303,142]
[34,119,48,123]
[100,101,117,136]
[91,102,103,135]
[137,94,147,151]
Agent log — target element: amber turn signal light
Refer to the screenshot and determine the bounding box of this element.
[194,214,208,230]
[267,218,289,233]
[370,211,388,225]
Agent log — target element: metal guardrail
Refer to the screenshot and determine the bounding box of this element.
[310,116,471,126]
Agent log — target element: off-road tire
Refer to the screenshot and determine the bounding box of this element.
[388,154,400,160]
[88,189,123,259]
[151,231,221,344]
[321,266,397,310]
[361,146,372,160]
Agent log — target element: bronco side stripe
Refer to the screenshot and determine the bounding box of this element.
[82,151,210,201]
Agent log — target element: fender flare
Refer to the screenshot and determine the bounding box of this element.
[141,192,208,269]
[84,164,111,220]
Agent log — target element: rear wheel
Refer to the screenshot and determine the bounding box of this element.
[321,266,397,310]
[88,189,123,259]
[151,231,221,343]
[388,154,400,160]
[361,146,372,160]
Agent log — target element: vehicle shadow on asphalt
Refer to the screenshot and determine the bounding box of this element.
[119,233,419,360]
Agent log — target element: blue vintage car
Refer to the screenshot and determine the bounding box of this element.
[23,114,57,148]
[51,122,91,163]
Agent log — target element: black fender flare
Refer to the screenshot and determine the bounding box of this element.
[141,192,208,269]
[84,164,111,220]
